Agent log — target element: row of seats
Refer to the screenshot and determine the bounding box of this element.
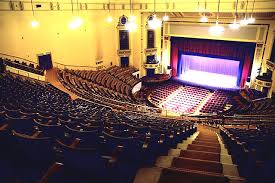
[162,86,210,113]
[200,90,231,114]
[220,126,275,183]
[0,72,196,183]
[1,57,44,75]
[58,69,144,103]
[106,66,140,87]
[225,98,275,116]
[148,81,182,107]
[57,69,156,113]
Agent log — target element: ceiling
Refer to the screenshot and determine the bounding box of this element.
[166,12,275,20]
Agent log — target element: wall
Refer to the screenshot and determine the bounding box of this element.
[0,0,275,90]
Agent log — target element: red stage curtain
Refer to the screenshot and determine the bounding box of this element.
[241,54,253,87]
[171,42,178,77]
[170,37,255,87]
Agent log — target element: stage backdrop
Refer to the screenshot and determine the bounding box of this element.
[178,54,240,77]
[171,37,255,87]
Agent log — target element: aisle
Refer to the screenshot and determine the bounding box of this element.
[134,125,245,183]
[46,68,79,100]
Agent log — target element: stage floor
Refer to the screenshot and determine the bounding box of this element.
[176,70,240,90]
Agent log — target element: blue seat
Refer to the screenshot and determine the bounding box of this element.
[12,130,56,183]
[55,140,111,183]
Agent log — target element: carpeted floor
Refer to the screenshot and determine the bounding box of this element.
[134,125,245,183]
[46,69,79,100]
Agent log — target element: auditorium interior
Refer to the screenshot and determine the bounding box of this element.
[1,0,275,183]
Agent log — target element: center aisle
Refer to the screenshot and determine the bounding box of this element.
[134,125,245,183]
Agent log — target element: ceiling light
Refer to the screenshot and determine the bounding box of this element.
[229,1,240,30]
[31,19,39,28]
[107,15,113,23]
[106,0,113,23]
[200,15,208,23]
[247,16,255,24]
[229,19,240,30]
[209,0,223,36]
[240,18,249,26]
[68,0,84,29]
[148,14,162,29]
[125,19,137,32]
[240,0,249,26]
[163,14,169,21]
[30,0,39,28]
[129,15,136,22]
[148,0,162,29]
[209,22,224,36]
[69,17,83,29]
[125,0,137,32]
[247,0,256,24]
[200,1,208,23]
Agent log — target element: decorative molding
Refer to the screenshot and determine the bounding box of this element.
[164,36,170,41]
[266,60,275,71]
[117,50,131,57]
[1,1,274,12]
[255,78,272,88]
[144,63,161,69]
[144,48,157,56]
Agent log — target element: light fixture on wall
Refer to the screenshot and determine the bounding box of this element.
[148,0,162,29]
[240,0,249,26]
[247,0,256,23]
[30,0,39,28]
[209,0,224,36]
[229,0,240,30]
[106,0,113,23]
[162,0,169,21]
[68,0,83,29]
[125,0,137,31]
[200,0,208,23]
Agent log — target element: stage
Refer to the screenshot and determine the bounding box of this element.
[174,70,240,90]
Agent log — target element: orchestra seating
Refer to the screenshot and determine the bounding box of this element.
[200,91,230,114]
[148,81,181,107]
[1,57,44,75]
[220,126,275,183]
[0,72,196,183]
[162,86,210,113]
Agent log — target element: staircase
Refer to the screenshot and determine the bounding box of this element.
[134,125,245,183]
